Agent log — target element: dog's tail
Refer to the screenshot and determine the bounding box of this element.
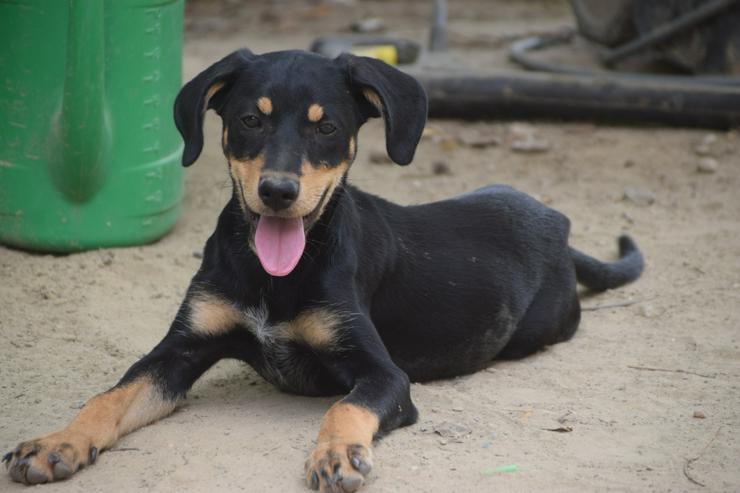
[570,235,644,292]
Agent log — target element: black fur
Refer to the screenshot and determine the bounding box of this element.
[126,49,643,474]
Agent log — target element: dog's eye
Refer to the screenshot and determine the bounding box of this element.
[317,122,336,135]
[241,115,261,129]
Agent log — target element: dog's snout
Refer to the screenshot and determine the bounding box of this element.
[258,176,300,211]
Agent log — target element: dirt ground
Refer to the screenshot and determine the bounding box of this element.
[2,1,739,492]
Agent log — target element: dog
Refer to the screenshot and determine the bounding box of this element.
[4,49,643,492]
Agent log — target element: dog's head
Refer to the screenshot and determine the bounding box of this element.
[174,49,427,276]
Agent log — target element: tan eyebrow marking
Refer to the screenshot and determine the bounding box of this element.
[257,97,273,115]
[307,104,324,122]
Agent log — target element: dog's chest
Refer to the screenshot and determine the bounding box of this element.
[241,302,343,394]
[188,292,345,394]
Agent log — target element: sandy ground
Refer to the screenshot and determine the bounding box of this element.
[2,1,740,491]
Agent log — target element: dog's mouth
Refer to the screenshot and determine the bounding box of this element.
[245,187,330,277]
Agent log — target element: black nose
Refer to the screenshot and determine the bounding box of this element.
[258,176,300,211]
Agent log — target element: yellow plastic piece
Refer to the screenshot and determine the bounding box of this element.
[351,45,399,65]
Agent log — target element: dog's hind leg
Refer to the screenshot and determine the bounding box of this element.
[498,281,581,360]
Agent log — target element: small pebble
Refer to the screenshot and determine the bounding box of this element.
[693,134,717,156]
[438,138,460,152]
[623,187,655,206]
[457,129,500,148]
[421,126,442,140]
[693,410,706,419]
[432,161,451,175]
[192,251,204,259]
[510,136,551,153]
[351,18,385,33]
[434,421,471,441]
[637,304,657,318]
[697,158,718,174]
[508,123,551,153]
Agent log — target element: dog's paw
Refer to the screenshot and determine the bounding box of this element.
[305,442,373,492]
[3,430,97,485]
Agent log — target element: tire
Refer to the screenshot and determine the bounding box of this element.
[569,0,636,46]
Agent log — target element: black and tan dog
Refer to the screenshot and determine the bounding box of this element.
[4,49,643,491]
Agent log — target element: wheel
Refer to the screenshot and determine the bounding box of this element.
[569,0,636,47]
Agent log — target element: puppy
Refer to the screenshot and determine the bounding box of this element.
[4,49,643,492]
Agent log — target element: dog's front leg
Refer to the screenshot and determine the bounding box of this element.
[305,315,417,493]
[3,289,249,485]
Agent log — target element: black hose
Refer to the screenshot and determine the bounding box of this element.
[411,69,740,128]
[509,30,740,87]
[603,0,740,66]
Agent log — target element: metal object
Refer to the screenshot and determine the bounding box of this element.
[429,0,449,52]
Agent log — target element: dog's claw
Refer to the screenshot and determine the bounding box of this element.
[47,452,60,465]
[89,446,98,464]
[310,471,319,490]
[2,452,12,465]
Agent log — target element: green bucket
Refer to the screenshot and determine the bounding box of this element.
[0,0,185,252]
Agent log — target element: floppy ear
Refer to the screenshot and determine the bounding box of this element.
[339,54,428,165]
[174,49,254,166]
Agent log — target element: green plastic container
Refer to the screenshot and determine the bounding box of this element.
[0,0,184,252]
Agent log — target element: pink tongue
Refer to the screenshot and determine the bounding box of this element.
[254,216,306,276]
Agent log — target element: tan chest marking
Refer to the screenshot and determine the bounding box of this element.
[188,292,245,336]
[285,308,342,349]
[188,293,342,350]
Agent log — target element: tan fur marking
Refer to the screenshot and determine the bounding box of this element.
[204,81,225,113]
[189,292,244,336]
[362,89,383,113]
[307,103,324,122]
[287,309,342,349]
[229,155,266,215]
[229,156,347,221]
[317,403,379,448]
[66,377,175,451]
[6,377,177,482]
[305,403,378,490]
[222,128,228,150]
[257,96,273,115]
[348,137,356,160]
[296,160,348,217]
[229,154,348,231]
